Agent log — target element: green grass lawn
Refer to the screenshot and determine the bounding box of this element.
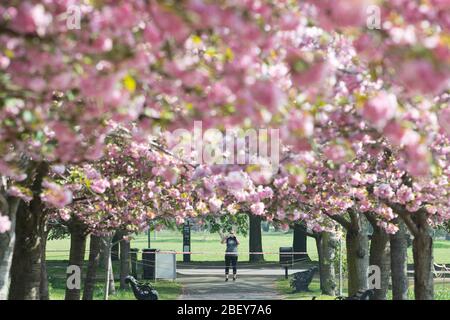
[46,260,181,300]
[46,230,319,262]
[47,230,450,264]
[384,282,450,300]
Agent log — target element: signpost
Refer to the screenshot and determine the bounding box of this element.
[183,221,191,262]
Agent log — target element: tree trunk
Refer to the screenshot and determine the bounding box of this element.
[346,215,369,296]
[9,204,45,300]
[317,232,337,295]
[101,236,112,268]
[390,220,409,300]
[65,221,87,300]
[111,232,120,261]
[9,163,48,300]
[0,197,20,300]
[412,232,433,300]
[103,237,115,298]
[369,224,390,300]
[39,227,49,300]
[315,233,322,268]
[83,235,102,300]
[119,237,130,289]
[412,212,434,300]
[108,257,116,296]
[293,223,309,263]
[249,214,264,262]
[99,237,107,269]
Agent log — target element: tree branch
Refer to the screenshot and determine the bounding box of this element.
[382,200,419,236]
[348,208,359,231]
[323,211,351,230]
[364,211,378,228]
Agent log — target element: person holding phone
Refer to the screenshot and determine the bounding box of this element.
[221,230,240,281]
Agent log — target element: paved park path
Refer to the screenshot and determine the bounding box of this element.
[177,274,286,300]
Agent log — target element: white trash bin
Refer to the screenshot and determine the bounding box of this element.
[155,250,177,280]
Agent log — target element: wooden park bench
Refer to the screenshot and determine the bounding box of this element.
[290,267,318,292]
[125,275,159,300]
[335,289,375,300]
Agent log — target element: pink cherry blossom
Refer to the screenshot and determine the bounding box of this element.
[397,59,449,95]
[90,179,110,194]
[40,181,73,208]
[250,80,286,112]
[224,171,247,191]
[374,184,395,199]
[0,2,448,300]
[208,197,223,213]
[248,166,274,186]
[396,185,415,204]
[0,215,12,233]
[7,185,33,202]
[250,202,265,216]
[438,107,450,136]
[362,92,398,129]
[175,216,185,225]
[58,208,71,222]
[311,0,375,29]
[10,3,52,36]
[323,144,349,163]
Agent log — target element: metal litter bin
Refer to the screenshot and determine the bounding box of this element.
[142,248,158,280]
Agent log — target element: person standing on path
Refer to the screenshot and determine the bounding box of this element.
[221,230,240,281]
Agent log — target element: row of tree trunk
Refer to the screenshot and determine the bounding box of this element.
[0,160,135,300]
[321,207,435,300]
[249,216,309,264]
[9,163,48,300]
[0,195,435,300]
[65,230,131,300]
[247,212,422,300]
[313,219,409,299]
[7,220,129,300]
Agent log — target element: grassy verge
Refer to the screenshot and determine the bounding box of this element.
[385,282,450,300]
[277,277,450,300]
[47,261,182,300]
[275,278,337,300]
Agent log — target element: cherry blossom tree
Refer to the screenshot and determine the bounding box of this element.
[0,0,448,300]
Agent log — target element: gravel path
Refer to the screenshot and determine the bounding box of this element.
[177,275,285,300]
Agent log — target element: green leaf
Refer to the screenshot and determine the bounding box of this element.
[22,110,33,123]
